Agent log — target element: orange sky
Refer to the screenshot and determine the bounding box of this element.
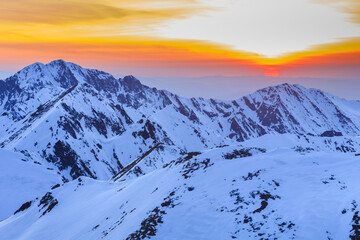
[0,0,359,79]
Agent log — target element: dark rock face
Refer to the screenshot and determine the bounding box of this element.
[51,184,61,190]
[350,211,360,240]
[174,96,200,123]
[252,191,280,213]
[117,75,155,109]
[131,121,172,145]
[14,201,32,215]
[320,130,343,137]
[137,120,157,140]
[230,118,248,142]
[257,104,286,133]
[47,140,79,171]
[38,192,58,216]
[223,148,265,160]
[61,102,128,138]
[111,104,133,125]
[203,110,218,118]
[58,117,82,139]
[85,70,119,94]
[46,140,94,179]
[126,207,165,240]
[87,109,109,137]
[48,60,79,89]
[125,190,180,240]
[242,96,256,111]
[122,75,144,93]
[0,76,22,110]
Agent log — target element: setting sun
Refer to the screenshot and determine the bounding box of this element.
[265,67,280,77]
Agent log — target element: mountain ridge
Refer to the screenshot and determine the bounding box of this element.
[3,59,358,102]
[0,59,359,182]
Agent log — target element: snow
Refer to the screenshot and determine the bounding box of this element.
[0,149,61,221]
[1,146,360,239]
[0,60,360,239]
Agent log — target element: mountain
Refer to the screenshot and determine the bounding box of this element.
[0,60,360,239]
[0,60,359,180]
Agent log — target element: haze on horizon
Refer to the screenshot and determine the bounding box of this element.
[0,0,359,98]
[1,61,359,101]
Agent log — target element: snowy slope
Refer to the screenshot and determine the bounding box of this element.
[1,144,360,239]
[0,149,61,221]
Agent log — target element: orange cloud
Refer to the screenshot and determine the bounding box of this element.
[277,51,360,78]
[0,0,200,24]
[0,39,265,77]
[0,0,358,79]
[0,0,204,42]
[0,37,359,79]
[253,37,360,65]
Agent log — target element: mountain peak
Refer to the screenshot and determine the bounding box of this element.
[4,60,83,90]
[49,59,67,65]
[21,62,45,73]
[121,75,144,92]
[123,75,137,80]
[21,60,76,74]
[259,83,296,92]
[251,83,311,99]
[46,59,79,71]
[48,59,67,66]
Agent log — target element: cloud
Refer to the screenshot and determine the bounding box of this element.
[0,0,203,42]
[313,0,360,24]
[0,0,358,80]
[0,1,134,24]
[0,0,200,24]
[257,37,360,65]
[154,0,360,57]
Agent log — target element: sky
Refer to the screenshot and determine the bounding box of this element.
[0,0,359,99]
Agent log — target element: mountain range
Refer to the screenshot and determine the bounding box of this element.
[0,60,359,239]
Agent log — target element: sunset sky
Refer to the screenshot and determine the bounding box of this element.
[0,0,359,99]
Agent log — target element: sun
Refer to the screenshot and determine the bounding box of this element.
[265,67,279,77]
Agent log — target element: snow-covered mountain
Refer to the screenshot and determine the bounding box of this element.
[0,60,359,181]
[0,60,360,239]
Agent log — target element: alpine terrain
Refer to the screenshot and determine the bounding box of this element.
[0,60,360,240]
